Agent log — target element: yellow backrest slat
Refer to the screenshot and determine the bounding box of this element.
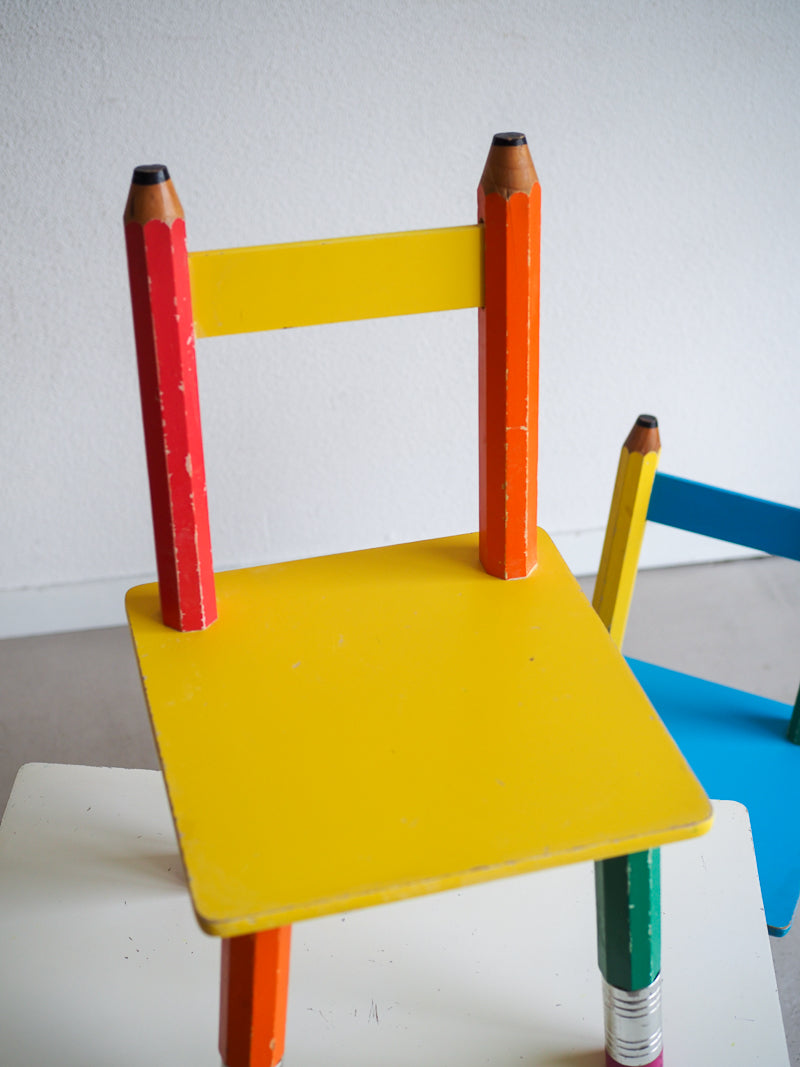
[189,224,483,338]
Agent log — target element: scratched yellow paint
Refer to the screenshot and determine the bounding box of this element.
[126,530,710,937]
[592,448,660,648]
[188,224,483,338]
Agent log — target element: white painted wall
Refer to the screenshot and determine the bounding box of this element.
[2,0,799,637]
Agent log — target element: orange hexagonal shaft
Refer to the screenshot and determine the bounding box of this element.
[478,133,541,579]
[219,927,292,1067]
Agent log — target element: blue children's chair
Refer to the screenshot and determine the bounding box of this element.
[593,414,800,936]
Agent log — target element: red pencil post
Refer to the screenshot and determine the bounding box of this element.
[478,133,541,579]
[124,165,216,632]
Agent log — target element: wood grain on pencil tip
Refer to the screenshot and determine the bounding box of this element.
[624,414,661,456]
[124,165,184,226]
[480,133,538,200]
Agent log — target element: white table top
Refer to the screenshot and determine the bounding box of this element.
[0,763,789,1066]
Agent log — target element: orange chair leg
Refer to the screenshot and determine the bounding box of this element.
[219,926,292,1067]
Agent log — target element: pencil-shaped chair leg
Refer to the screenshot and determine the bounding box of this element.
[219,926,292,1067]
[124,164,216,633]
[592,415,661,646]
[592,419,663,1064]
[478,132,540,580]
[595,851,662,1066]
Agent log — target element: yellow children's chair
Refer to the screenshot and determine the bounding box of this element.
[123,135,711,1067]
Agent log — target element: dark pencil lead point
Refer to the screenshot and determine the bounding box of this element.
[132,164,170,186]
[492,132,527,147]
[636,414,658,428]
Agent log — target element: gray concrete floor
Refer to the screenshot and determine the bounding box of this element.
[0,555,798,1060]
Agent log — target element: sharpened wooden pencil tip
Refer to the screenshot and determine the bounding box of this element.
[124,166,183,226]
[625,415,661,455]
[479,134,537,199]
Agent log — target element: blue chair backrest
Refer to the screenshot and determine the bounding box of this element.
[647,473,800,562]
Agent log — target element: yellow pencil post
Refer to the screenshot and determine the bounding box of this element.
[592,415,661,649]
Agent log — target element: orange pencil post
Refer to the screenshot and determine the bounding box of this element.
[220,928,292,1067]
[124,165,216,632]
[478,133,541,579]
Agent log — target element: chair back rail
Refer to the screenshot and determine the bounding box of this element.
[189,225,483,337]
[648,472,800,561]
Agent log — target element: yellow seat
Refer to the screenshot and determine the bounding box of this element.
[127,530,708,936]
[123,134,710,1067]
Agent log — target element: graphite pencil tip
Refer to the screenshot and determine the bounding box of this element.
[132,164,171,186]
[492,132,527,147]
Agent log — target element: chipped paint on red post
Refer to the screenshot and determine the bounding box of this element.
[124,165,216,631]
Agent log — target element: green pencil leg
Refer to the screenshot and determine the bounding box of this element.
[595,848,662,1066]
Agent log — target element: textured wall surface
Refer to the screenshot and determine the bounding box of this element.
[2,1,799,634]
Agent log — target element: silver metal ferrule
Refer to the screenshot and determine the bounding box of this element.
[602,974,662,1066]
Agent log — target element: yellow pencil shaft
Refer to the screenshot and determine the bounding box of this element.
[189,224,483,338]
[592,447,660,648]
